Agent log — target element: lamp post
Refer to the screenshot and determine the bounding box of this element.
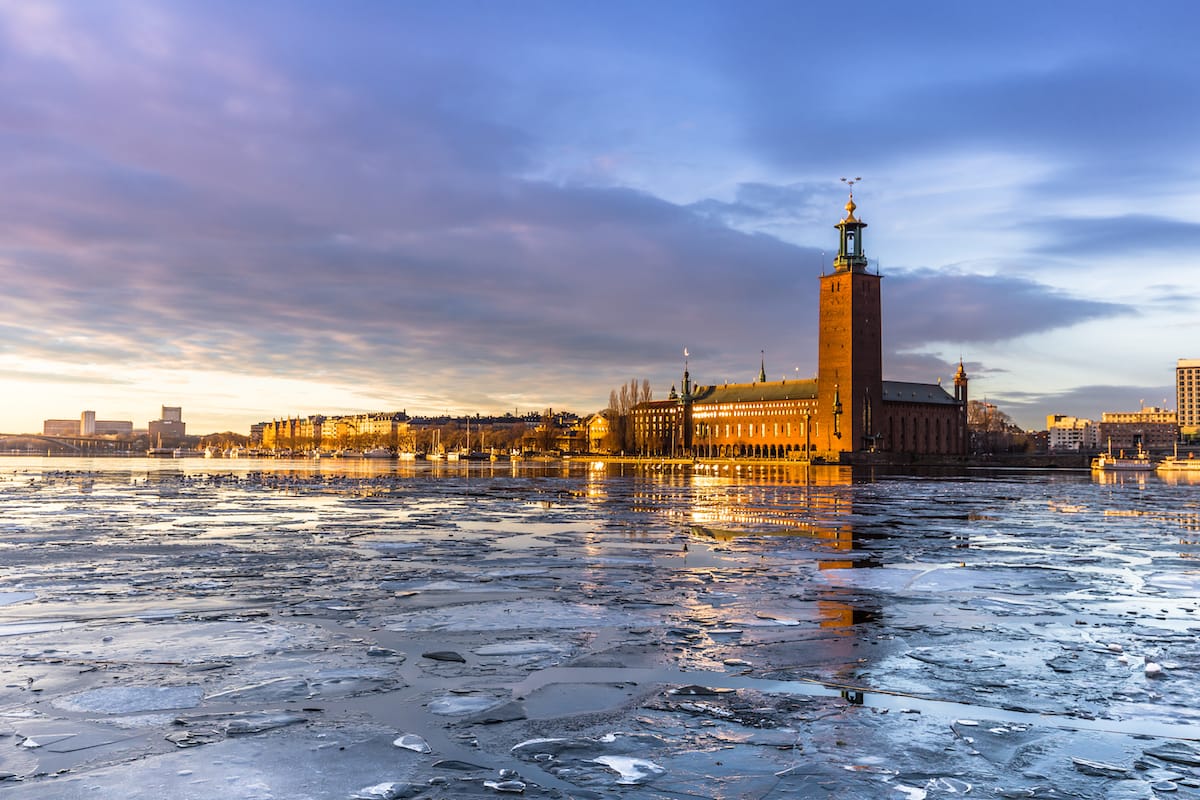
[805,411,812,461]
[832,384,843,439]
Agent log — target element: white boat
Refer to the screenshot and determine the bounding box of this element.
[398,451,425,461]
[1091,450,1154,472]
[1157,456,1200,472]
[1156,446,1200,473]
[428,430,446,460]
[363,447,394,459]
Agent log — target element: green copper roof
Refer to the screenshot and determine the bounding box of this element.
[692,380,818,405]
[881,380,958,405]
[652,379,958,407]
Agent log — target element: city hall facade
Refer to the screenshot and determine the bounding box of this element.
[633,195,968,462]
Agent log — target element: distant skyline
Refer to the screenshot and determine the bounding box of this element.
[1,1,1196,434]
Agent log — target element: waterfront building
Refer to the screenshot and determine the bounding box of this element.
[586,412,614,453]
[1047,415,1098,451]
[1179,358,1200,433]
[1097,406,1179,452]
[149,405,186,442]
[43,412,133,437]
[631,194,968,461]
[522,411,587,453]
[259,411,410,450]
[43,419,80,436]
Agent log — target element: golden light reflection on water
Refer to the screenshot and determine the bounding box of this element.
[1103,508,1200,534]
[680,465,874,632]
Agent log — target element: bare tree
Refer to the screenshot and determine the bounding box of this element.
[602,379,653,454]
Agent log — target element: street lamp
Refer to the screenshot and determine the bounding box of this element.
[805,411,812,460]
[832,384,843,439]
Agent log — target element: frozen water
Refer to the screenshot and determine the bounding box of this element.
[427,694,503,715]
[473,640,562,657]
[391,733,432,753]
[384,598,626,632]
[592,755,666,785]
[54,686,204,713]
[3,457,1200,798]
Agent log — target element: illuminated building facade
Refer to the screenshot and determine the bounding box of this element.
[260,411,410,450]
[1046,415,1098,451]
[1179,358,1200,432]
[1098,406,1179,451]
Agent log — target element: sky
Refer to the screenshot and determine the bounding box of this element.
[1,0,1197,434]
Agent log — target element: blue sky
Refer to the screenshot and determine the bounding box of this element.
[1,0,1195,433]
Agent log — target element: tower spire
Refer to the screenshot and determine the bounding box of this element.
[954,358,969,404]
[834,177,868,272]
[681,347,691,401]
[758,351,767,383]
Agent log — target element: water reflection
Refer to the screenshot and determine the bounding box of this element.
[1091,469,1151,487]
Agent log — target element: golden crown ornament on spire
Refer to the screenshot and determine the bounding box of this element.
[840,176,862,222]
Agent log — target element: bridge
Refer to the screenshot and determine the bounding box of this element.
[0,434,143,454]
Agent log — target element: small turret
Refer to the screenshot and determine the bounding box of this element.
[954,359,969,404]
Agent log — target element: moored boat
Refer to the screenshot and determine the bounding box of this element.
[1090,450,1154,472]
[363,447,394,459]
[1156,449,1200,472]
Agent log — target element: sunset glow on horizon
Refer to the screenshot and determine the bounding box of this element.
[2,1,1197,434]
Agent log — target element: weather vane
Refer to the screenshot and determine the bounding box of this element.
[840,176,863,198]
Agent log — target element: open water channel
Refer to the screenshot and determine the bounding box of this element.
[0,456,1198,799]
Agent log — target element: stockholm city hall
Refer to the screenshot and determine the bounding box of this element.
[632,191,969,462]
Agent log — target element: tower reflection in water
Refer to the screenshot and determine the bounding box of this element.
[681,464,883,690]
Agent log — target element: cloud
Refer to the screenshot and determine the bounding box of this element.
[991,384,1178,430]
[688,181,830,228]
[1026,215,1200,257]
[717,5,1200,176]
[882,270,1132,351]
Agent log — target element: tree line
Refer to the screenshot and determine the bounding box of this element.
[604,378,653,453]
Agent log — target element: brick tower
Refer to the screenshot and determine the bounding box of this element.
[816,190,883,459]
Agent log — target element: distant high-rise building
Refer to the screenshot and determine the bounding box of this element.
[1179,359,1200,431]
[81,410,96,436]
[149,406,186,442]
